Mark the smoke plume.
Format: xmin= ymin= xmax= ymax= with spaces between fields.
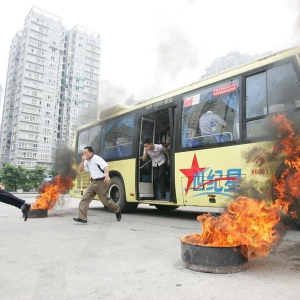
xmin=98 ymin=79 xmax=130 ymax=111
xmin=53 ymin=146 xmax=77 ymax=179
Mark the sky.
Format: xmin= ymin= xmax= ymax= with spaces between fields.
xmin=0 ymin=0 xmax=300 ymax=106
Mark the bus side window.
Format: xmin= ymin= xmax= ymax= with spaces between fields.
xmin=245 ymin=63 xmax=300 ymax=139
xmin=88 ymin=125 xmax=101 ymax=155
xmin=267 ymin=63 xmax=300 ymax=112
xmin=246 ymin=72 xmax=267 ymax=118
xmin=181 ymin=79 xmax=240 ymax=148
xmin=76 ymin=126 xmax=101 ymax=163
xmin=101 ymin=114 xmax=135 ymax=160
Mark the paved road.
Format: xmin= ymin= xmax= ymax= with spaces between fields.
xmin=0 ymin=193 xmax=299 ymax=300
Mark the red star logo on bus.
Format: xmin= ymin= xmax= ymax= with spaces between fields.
xmin=179 ymin=154 xmax=206 ymax=195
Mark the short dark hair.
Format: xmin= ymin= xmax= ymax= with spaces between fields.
xmin=143 ymin=138 xmax=153 ymax=145
xmin=166 ymin=127 xmax=170 ymax=131
xmin=84 ymin=146 xmax=94 ymax=153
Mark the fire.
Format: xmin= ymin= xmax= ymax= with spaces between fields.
xmin=182 ymin=114 xmax=300 ymax=259
xmin=271 ymin=114 xmax=300 ymax=217
xmin=181 ymin=197 xmax=281 ymax=258
xmin=31 ymin=174 xmax=73 ymax=210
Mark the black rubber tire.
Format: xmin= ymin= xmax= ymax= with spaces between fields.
xmin=109 ymin=176 xmax=138 ymax=213
xmin=154 ymin=205 xmax=179 ymax=211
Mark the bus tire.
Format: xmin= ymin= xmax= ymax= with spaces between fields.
xmin=154 ymin=205 xmax=179 ymax=211
xmin=109 ymin=176 xmax=138 ymax=213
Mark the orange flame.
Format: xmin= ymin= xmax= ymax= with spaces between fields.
xmin=181 ymin=197 xmax=281 ymax=258
xmin=182 ymin=114 xmax=300 ymax=259
xmin=31 ymin=174 xmax=73 ymax=210
xmin=271 ymin=114 xmax=300 ymax=216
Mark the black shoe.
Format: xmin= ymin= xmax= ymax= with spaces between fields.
xmin=116 ymin=210 xmax=121 ymax=221
xmin=21 ymin=203 xmax=31 ymax=222
xmin=73 ymin=217 xmax=87 ymax=223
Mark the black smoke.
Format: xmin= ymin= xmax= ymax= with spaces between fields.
xmin=53 ymin=146 xmax=77 ymax=179
xmin=37 ymin=146 xmax=76 ymax=194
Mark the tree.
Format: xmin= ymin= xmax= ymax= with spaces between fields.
xmin=49 ymin=169 xmax=59 ymax=177
xmin=24 ymin=166 xmax=47 ymax=191
xmin=1 ymin=164 xmax=22 ymax=191
xmin=16 ymin=166 xmax=28 ymax=190
xmin=0 ymin=164 xmax=48 ymax=192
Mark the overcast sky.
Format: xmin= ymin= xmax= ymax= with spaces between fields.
xmin=0 ymin=0 xmax=299 ymax=105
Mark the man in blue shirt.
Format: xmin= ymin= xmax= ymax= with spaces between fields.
xmin=199 ymin=111 xmax=227 ymax=135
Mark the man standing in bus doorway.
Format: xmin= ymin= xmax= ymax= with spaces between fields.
xmin=0 ymin=188 xmax=31 ymax=221
xmin=73 ymin=146 xmax=121 ymax=223
xmin=199 ymin=110 xmax=227 ymax=135
xmin=142 ymin=138 xmax=167 ymax=199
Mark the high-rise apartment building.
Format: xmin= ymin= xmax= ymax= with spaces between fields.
xmin=0 ymin=7 xmax=100 ymax=169
xmin=1 ymin=32 xmax=23 ymax=167
xmin=60 ymin=26 xmax=100 ymax=148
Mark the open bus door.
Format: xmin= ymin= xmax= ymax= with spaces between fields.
xmin=137 ymin=106 xmax=176 ymax=202
xmin=138 ymin=117 xmax=156 ymax=199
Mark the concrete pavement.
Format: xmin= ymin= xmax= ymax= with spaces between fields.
xmin=0 ymin=193 xmax=299 ymax=300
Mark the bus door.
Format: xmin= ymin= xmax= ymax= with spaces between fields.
xmin=138 ymin=117 xmax=156 ymax=199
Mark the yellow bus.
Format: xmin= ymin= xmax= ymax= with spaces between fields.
xmin=70 ymin=47 xmax=300 ymax=215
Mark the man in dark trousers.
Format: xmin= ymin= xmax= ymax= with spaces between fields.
xmin=0 ymin=189 xmax=31 ymax=221
xmin=73 ymin=146 xmax=121 ymax=223
xmin=142 ymin=138 xmax=167 ymax=199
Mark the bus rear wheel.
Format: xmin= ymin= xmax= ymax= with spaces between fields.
xmin=154 ymin=205 xmax=179 ymax=211
xmin=109 ymin=176 xmax=138 ymax=213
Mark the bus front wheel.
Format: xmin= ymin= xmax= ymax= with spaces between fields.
xmin=109 ymin=177 xmax=138 ymax=213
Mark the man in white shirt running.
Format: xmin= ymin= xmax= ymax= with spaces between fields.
xmin=142 ymin=138 xmax=167 ymax=199
xmin=73 ymin=146 xmax=121 ymax=223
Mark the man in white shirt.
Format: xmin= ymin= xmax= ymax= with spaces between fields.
xmin=73 ymin=146 xmax=121 ymax=223
xmin=142 ymin=138 xmax=167 ymax=199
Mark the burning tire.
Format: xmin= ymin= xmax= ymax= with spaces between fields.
xmin=109 ymin=176 xmax=138 ymax=213
xmin=28 ymin=209 xmax=48 ymax=218
xmin=181 ymin=241 xmax=248 ymax=274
